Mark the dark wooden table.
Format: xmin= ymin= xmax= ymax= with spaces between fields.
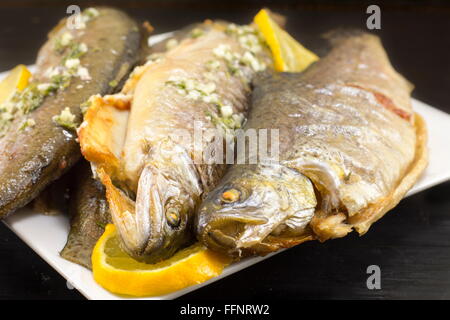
xmin=0 ymin=1 xmax=449 ymax=300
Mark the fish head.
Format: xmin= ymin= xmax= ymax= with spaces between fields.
xmin=136 ymin=163 xmax=199 ymax=261
xmin=196 ymin=164 xmax=317 ymax=257
xmin=136 ymin=141 xmax=205 ymax=262
xmin=105 ymin=141 xmax=203 ymax=263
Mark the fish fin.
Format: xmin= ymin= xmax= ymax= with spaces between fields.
xmin=310 ymin=212 xmax=352 ymax=241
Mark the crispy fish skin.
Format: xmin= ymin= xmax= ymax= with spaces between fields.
xmin=60 ymin=161 xmax=110 ymax=269
xmin=80 ymin=22 xmax=272 ymax=262
xmin=196 ymin=31 xmax=427 ymax=257
xmin=0 ymin=7 xmax=140 ymax=219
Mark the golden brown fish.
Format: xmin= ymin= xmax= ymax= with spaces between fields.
xmin=196 ymin=31 xmax=428 ymax=258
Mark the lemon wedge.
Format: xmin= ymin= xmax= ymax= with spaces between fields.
xmin=0 ymin=65 xmax=31 ymax=105
xmin=92 ymin=224 xmax=232 ymax=297
xmin=254 ymin=9 xmax=319 ymax=72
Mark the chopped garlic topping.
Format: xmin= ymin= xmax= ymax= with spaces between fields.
xmin=191 ymin=28 xmax=204 ymax=38
xmin=79 ymin=43 xmax=88 ymax=53
xmin=65 ymin=58 xmax=80 ymax=69
xmin=213 ymin=44 xmax=234 ymax=61
xmin=214 ymin=23 xmax=268 ymax=74
xmin=53 ymin=107 xmax=77 ymax=130
xmin=166 ymin=77 xmax=220 ymax=105
xmin=85 ymin=7 xmax=100 ymax=18
xmin=45 ymin=66 xmax=60 ymax=78
xmin=220 ymin=105 xmax=233 ymax=117
xmin=241 ymin=51 xmax=266 ymax=72
xmin=37 ymin=83 xmax=53 ymax=93
xmin=19 ymin=118 xmax=36 ymax=131
xmin=239 ymin=33 xmax=263 ymax=53
xmin=60 ymin=32 xmax=73 ymax=46
xmin=166 ymin=39 xmax=179 ymax=50
xmin=206 ymin=60 xmax=221 ymax=71
xmin=232 ymin=113 xmax=245 ymax=127
xmin=77 ymin=67 xmax=91 ymax=81
xmin=77 ymin=7 xmax=100 ymax=30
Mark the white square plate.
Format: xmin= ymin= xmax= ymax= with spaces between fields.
xmin=1 ymin=50 xmax=450 ymax=300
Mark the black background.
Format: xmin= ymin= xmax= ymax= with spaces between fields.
xmin=0 ymin=0 xmax=449 ymax=300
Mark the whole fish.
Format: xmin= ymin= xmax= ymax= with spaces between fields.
xmin=60 ymin=24 xmax=202 ymax=268
xmin=79 ymin=21 xmax=273 ymax=262
xmin=0 ymin=7 xmax=141 ymax=218
xmin=196 ymin=31 xmax=428 ymax=258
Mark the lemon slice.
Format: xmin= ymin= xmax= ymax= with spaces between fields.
xmin=92 ymin=224 xmax=232 ymax=297
xmin=254 ymin=9 xmax=319 ymax=72
xmin=0 ymin=65 xmax=31 ymax=105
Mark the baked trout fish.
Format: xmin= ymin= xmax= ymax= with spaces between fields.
xmin=60 ymin=26 xmax=203 ymax=269
xmin=0 ymin=7 xmax=140 ymax=218
xmin=196 ymin=31 xmax=428 ymax=257
xmin=79 ymin=21 xmax=273 ymax=262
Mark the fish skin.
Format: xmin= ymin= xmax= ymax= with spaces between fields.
xmin=31 ymin=170 xmax=71 ymax=216
xmin=60 ymin=161 xmax=111 ymax=269
xmin=0 ymin=7 xmax=141 ymax=219
xmin=196 ymin=31 xmax=417 ymax=257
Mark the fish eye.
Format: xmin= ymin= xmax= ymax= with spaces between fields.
xmin=165 ymin=207 xmax=180 ymax=227
xmin=220 ymin=188 xmax=241 ymax=203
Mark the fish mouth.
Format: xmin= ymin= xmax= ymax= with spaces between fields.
xmin=199 ymin=212 xmax=267 ymax=255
